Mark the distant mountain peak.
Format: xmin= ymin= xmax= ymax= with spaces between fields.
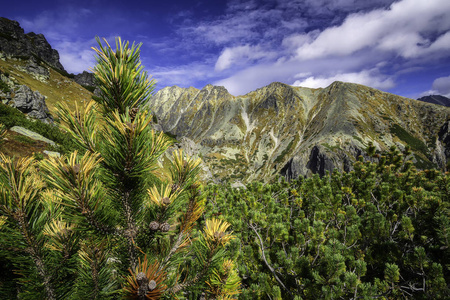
xmin=417 ymin=95 xmax=450 ymax=107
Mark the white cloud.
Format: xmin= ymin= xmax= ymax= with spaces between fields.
xmin=295 ymin=0 xmax=450 ymax=60
xmin=215 ymin=45 xmax=272 ymax=71
xmin=422 ymin=75 xmax=450 ymax=97
xmin=57 ymin=42 xmax=96 ymax=74
xmin=292 ymin=69 xmax=395 ymax=90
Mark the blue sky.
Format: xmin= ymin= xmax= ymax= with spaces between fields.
xmin=2 ymin=0 xmax=450 ymax=98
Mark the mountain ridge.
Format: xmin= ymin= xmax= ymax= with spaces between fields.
xmin=148 ymin=81 xmax=450 ymax=182
xmin=418 ymin=94 xmax=450 ymax=107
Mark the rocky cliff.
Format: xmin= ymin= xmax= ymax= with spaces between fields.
xmin=0 ymin=17 xmax=64 ymax=71
xmin=148 ymin=81 xmax=450 ymax=182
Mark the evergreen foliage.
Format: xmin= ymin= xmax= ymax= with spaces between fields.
xmin=204 ymin=145 xmax=449 ymax=299
xmin=0 ymin=37 xmax=239 ymax=299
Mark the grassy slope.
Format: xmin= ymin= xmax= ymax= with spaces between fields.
xmin=0 ymin=57 xmax=92 ymax=114
xmin=0 ymin=57 xmax=91 ymax=157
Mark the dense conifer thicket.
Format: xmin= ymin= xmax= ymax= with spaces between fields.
xmin=204 ymin=145 xmax=449 ymax=299
xmin=0 ymin=38 xmax=239 ymax=299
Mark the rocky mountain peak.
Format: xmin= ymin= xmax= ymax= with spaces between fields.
xmin=0 ymin=17 xmax=64 ymax=71
xmin=148 ymin=81 xmax=450 ymax=182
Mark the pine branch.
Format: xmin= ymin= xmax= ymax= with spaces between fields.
xmin=249 ymin=222 xmax=293 ymax=299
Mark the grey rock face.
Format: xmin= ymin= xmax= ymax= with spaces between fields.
xmin=74 ymin=71 xmax=101 ymax=95
xmin=0 ymin=17 xmax=64 ymax=71
xmin=74 ymin=71 xmax=95 ymax=87
xmin=9 ymin=85 xmax=53 ymax=123
xmin=437 ymin=121 xmax=450 ymax=168
xmin=306 ymin=145 xmax=336 ymax=177
xmin=14 ymin=56 xmax=50 ymax=82
xmin=25 ymin=56 xmax=49 ymax=79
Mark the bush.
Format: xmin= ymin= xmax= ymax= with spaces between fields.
xmin=204 ymin=146 xmax=450 ymax=299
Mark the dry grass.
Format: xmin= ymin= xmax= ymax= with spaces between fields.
xmin=0 ymin=130 xmax=52 ymax=158
xmin=0 ymin=58 xmax=92 ymax=115
xmin=0 ymin=57 xmax=93 ymax=157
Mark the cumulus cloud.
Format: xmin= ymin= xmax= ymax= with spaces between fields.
xmin=10 ymin=0 xmax=450 ymax=98
xmin=295 ymin=0 xmax=450 ymax=60
xmin=208 ymin=0 xmax=450 ymax=95
xmin=421 ymin=75 xmax=450 ymax=98
xmin=292 ymin=69 xmax=395 ymax=90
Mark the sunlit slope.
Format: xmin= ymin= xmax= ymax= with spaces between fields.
xmin=148 ymin=81 xmax=450 ymax=182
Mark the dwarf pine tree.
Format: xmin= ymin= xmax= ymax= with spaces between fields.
xmin=0 ymin=37 xmax=239 ymax=299
xmin=204 ymin=145 xmax=449 ymax=299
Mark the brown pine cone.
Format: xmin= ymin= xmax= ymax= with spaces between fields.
xmin=159 ymin=222 xmax=170 ymax=232
xmin=149 ymin=221 xmax=160 ymax=231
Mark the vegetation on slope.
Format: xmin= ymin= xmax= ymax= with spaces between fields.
xmin=204 ymin=145 xmax=449 ymax=299
xmin=0 ymin=103 xmax=79 ymax=155
xmin=0 ymin=56 xmax=91 ymax=115
xmin=0 ymin=35 xmax=449 ymax=300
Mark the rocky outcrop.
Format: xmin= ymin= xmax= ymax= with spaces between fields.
xmin=0 ymin=17 xmax=64 ymax=71
xmin=74 ymin=71 xmax=95 ymax=87
xmin=306 ymin=146 xmax=336 ymax=177
xmin=16 ymin=55 xmax=50 ymax=82
xmin=8 ymin=85 xmax=53 ymax=123
xmin=10 ymin=126 xmax=55 ymax=145
xmin=436 ymin=121 xmax=450 ymax=169
xmin=74 ymin=71 xmax=101 ymax=95
xmin=148 ymin=81 xmax=450 ymax=182
xmin=0 ymin=64 xmax=53 ymax=123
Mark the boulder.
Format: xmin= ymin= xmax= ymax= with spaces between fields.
xmin=24 ymin=56 xmax=49 ymax=81
xmin=9 ymin=85 xmax=53 ymax=123
xmin=10 ymin=126 xmax=55 ymax=145
xmin=74 ymin=71 xmax=96 ymax=87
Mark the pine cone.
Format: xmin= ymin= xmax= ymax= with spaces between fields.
xmin=148 ymin=280 xmax=157 ymax=291
xmin=149 ymin=221 xmax=160 ymax=231
xmin=161 ymin=197 xmax=171 ymax=205
xmin=129 ymin=107 xmax=139 ymax=121
xmin=136 ymin=272 xmax=148 ymax=285
xmin=159 ymin=222 xmax=170 ymax=232
xmin=72 ymin=164 xmax=81 ymax=175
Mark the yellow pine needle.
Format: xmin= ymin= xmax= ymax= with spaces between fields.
xmin=43 ymin=219 xmax=74 ymax=252
xmin=0 ymin=216 xmax=6 ymax=229
xmin=203 ymin=218 xmax=234 ymax=247
xmin=147 ymin=184 xmax=180 ymax=207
